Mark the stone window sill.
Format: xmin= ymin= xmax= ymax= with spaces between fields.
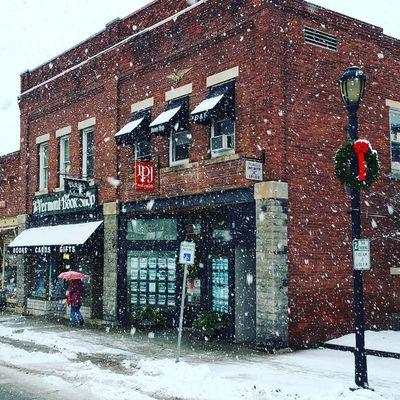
xmin=35 ymin=189 xmax=49 ymax=196
xmin=204 ymin=153 xmax=241 ymax=166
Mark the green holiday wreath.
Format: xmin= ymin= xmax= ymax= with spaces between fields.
xmin=334 ymin=142 xmax=379 ymax=191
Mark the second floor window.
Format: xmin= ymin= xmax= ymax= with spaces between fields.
xmin=390 ymin=109 xmax=400 ymax=174
xmin=170 ymin=130 xmax=190 ymax=166
xmin=135 ymin=139 xmax=151 ymax=162
xmin=211 ymin=117 xmax=235 ymax=157
xmin=39 ymin=142 xmax=48 ymax=191
xmin=59 ymin=136 xmax=70 ymax=188
xmin=82 ymin=127 xmax=94 ymax=179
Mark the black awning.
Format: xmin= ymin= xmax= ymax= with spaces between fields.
xmin=150 ymin=97 xmax=189 ymax=135
xmin=191 ymin=80 xmax=235 ymax=125
xmin=115 ymin=109 xmax=151 ymax=145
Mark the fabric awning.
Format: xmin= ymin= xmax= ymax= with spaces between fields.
xmin=8 ymin=221 xmax=103 ymax=255
xmin=191 ymin=81 xmax=235 ymax=124
xmin=150 ymin=97 xmax=189 ymax=135
xmin=115 ymin=109 xmax=151 ymax=145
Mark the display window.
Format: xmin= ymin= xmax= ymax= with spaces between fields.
xmin=30 ymin=253 xmax=90 ymax=303
xmin=127 ymin=218 xmax=178 ymax=241
xmin=127 ymin=250 xmax=177 ymax=309
xmin=2 ymin=254 xmax=17 ymax=299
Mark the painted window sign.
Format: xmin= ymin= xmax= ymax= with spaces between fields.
xmin=134 ymin=161 xmax=156 ymax=191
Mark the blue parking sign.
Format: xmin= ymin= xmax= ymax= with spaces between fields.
xmin=179 ymin=241 xmax=196 ymax=265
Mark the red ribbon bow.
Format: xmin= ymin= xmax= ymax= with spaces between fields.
xmin=353 ymin=140 xmax=369 ymax=182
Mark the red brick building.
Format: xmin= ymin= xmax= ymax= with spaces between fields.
xmin=9 ymin=0 xmax=400 ymax=347
xmin=0 ymin=151 xmax=21 ymax=306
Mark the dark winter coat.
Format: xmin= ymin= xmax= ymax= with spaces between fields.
xmin=67 ymin=280 xmax=85 ymax=308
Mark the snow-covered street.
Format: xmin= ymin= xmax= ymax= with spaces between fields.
xmin=0 ymin=314 xmax=398 ymax=400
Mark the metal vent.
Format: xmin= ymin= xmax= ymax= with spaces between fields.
xmin=304 ymin=27 xmax=338 ymax=51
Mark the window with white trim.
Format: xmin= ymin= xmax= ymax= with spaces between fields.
xmin=59 ymin=136 xmax=70 ymax=188
xmin=135 ymin=139 xmax=151 ymax=162
xmin=390 ymin=109 xmax=400 ymax=173
xmin=38 ymin=142 xmax=49 ymax=191
xmin=170 ymin=130 xmax=190 ymax=166
xmin=82 ymin=127 xmax=94 ymax=179
xmin=211 ymin=117 xmax=235 ymax=157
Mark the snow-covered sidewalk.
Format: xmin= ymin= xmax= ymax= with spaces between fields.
xmin=0 ymin=314 xmax=399 ymax=400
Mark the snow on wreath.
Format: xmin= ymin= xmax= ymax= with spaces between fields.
xmin=334 ymin=139 xmax=379 ymax=191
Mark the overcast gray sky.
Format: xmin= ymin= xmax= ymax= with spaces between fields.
xmin=0 ymin=0 xmax=398 ymax=157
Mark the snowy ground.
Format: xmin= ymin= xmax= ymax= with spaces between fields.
xmin=0 ymin=314 xmax=399 ymax=400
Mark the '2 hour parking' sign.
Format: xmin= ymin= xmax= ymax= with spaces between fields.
xmin=179 ymin=241 xmax=196 ymax=265
xmin=353 ymin=239 xmax=371 ymax=271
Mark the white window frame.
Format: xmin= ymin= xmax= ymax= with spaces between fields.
xmin=39 ymin=142 xmax=49 ymax=191
xmin=390 ymin=109 xmax=400 ymax=174
xmin=210 ymin=117 xmax=236 ymax=158
xmin=169 ymin=130 xmax=190 ymax=167
xmin=82 ymin=127 xmax=94 ymax=180
xmin=134 ymin=139 xmax=151 ymax=162
xmin=59 ymin=135 xmax=70 ymax=188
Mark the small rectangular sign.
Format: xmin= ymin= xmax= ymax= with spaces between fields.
xmin=179 ymin=241 xmax=196 ymax=265
xmin=353 ymin=239 xmax=370 ymax=271
xmin=65 ymin=178 xmax=90 ymax=199
xmin=245 ymin=160 xmax=263 ymax=181
xmin=134 ymin=161 xmax=156 ymax=191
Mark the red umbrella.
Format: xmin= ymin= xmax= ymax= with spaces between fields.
xmin=58 ymin=271 xmax=88 ymax=280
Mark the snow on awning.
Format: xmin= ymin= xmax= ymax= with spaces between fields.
xmin=150 ymin=106 xmax=181 ymax=134
xmin=150 ymin=97 xmax=189 ymax=135
xmin=191 ymin=81 xmax=235 ymax=125
xmin=8 ymin=221 xmax=103 ymax=255
xmin=191 ymin=95 xmax=224 ymax=121
xmin=115 ymin=118 xmax=144 ymax=142
xmin=115 ymin=109 xmax=151 ymax=145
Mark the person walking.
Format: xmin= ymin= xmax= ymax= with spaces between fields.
xmin=66 ymin=279 xmax=85 ymax=327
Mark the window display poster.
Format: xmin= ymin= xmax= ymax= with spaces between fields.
xmin=167 ymin=258 xmax=176 ymax=269
xmin=149 ymin=269 xmax=157 ymax=280
xmin=158 ymin=258 xmax=167 ymax=269
xmin=148 ymin=258 xmax=157 ymax=269
xmin=149 ymin=282 xmax=156 ymax=293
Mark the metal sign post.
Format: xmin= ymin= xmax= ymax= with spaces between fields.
xmin=175 ymin=241 xmax=196 ymax=363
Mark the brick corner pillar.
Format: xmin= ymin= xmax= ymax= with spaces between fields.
xmin=16 ymin=214 xmax=29 ymax=310
xmin=102 ymin=202 xmax=119 ymax=322
xmin=254 ymin=181 xmax=289 ymax=349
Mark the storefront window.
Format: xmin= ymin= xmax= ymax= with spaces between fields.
xmin=31 ymin=257 xmax=47 ymax=298
xmin=127 ymin=251 xmax=177 ymax=308
xmin=49 ymin=256 xmax=65 ymax=299
xmin=3 ymin=254 xmax=17 ymax=298
xmin=211 ymin=258 xmax=229 ymax=314
xmin=127 ymin=218 xmax=178 ymax=241
xmin=212 ymin=220 xmax=233 ymax=241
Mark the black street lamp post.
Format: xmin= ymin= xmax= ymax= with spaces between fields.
xmin=338 ymin=66 xmax=369 ymax=388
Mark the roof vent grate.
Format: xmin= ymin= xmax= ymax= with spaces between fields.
xmin=304 ymin=26 xmax=338 ymax=51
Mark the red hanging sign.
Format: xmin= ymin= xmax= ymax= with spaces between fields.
xmin=134 ymin=161 xmax=156 ymax=191
xmin=353 ymin=140 xmax=370 ymax=182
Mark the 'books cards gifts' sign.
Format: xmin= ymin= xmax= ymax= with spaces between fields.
xmin=134 ymin=161 xmax=156 ymax=191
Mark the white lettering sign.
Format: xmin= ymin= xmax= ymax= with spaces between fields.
xmin=245 ymin=160 xmax=263 ymax=181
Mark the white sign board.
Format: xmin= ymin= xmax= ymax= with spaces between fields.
xmin=179 ymin=241 xmax=196 ymax=265
xmin=353 ymin=239 xmax=370 ymax=271
xmin=245 ymin=160 xmax=263 ymax=181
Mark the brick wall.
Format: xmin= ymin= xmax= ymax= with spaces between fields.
xmin=0 ymin=151 xmax=22 ymax=219
xmin=17 ymin=0 xmax=400 ymax=347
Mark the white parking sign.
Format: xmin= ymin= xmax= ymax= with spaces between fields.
xmin=353 ymin=239 xmax=370 ymax=271
xmin=179 ymin=241 xmax=196 ymax=265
